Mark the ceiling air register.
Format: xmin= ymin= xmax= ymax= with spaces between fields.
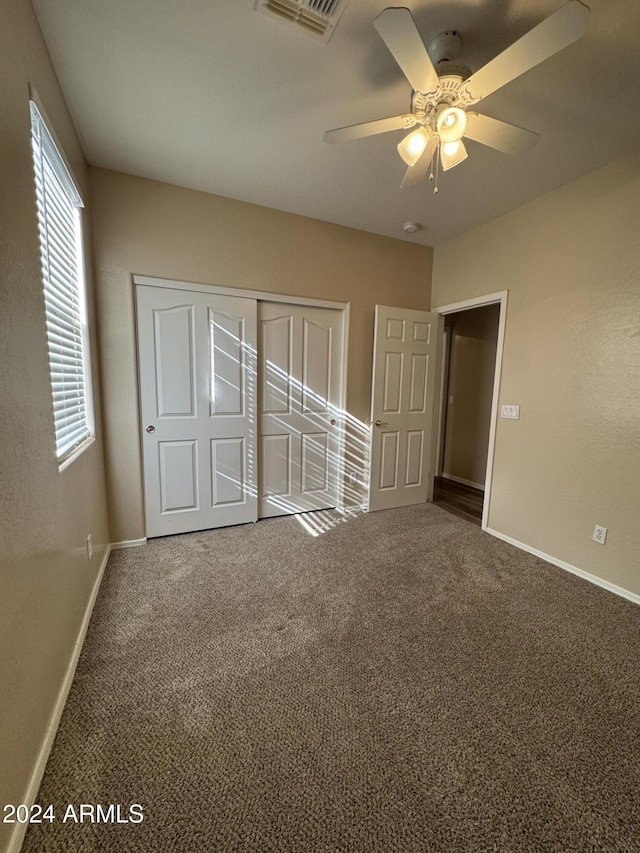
xmin=254 ymin=0 xmax=351 ymax=41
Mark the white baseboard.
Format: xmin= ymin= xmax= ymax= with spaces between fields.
xmin=7 ymin=545 xmax=111 ymax=853
xmin=485 ymin=527 xmax=640 ymax=606
xmin=441 ymin=473 xmax=485 ymax=491
xmin=111 ymin=537 xmax=147 ymax=549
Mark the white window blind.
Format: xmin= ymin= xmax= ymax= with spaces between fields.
xmin=30 ymin=101 xmax=93 ymax=462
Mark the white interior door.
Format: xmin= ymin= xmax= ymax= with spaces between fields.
xmin=259 ymin=302 xmax=343 ymax=518
xmin=137 ymin=285 xmax=257 ymax=537
xmin=368 ymin=305 xmax=441 ymax=512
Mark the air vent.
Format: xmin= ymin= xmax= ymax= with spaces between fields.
xmin=254 ymin=0 xmax=350 ymax=43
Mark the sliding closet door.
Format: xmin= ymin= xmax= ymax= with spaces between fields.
xmin=259 ymin=302 xmax=343 ymax=518
xmin=137 ymin=285 xmax=258 ymax=537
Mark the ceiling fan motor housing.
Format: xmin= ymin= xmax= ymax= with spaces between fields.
xmin=427 ymin=30 xmax=462 ymax=64
xmin=411 ymin=61 xmax=472 ymax=126
xmin=435 ymin=61 xmax=471 ymax=82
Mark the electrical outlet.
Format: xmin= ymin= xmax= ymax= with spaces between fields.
xmin=86 ymin=534 xmax=93 ymax=561
xmin=348 ymin=472 xmax=358 ymax=485
xmin=592 ymin=525 xmax=607 ymax=545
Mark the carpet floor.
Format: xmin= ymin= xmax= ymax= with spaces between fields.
xmin=23 ymin=504 xmax=640 ymax=852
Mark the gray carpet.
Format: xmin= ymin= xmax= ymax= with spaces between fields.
xmin=24 ymin=504 xmax=640 ymax=852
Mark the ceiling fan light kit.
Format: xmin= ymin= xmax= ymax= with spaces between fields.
xmin=440 ymin=139 xmax=468 ymax=171
xmin=435 ymin=106 xmax=467 ymax=144
xmin=397 ymin=127 xmax=430 ymax=166
xmin=324 ymin=1 xmax=590 ymax=191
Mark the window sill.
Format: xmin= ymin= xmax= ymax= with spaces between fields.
xmin=58 ymin=436 xmax=95 ymax=473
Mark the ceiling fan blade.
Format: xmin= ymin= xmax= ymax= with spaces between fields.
xmin=462 ymin=0 xmax=590 ymax=102
xmin=324 ymin=114 xmax=417 ymax=144
xmin=464 ymin=113 xmax=539 ymax=155
xmin=374 ymin=7 xmax=439 ymax=95
xmin=401 ymin=134 xmax=439 ymax=188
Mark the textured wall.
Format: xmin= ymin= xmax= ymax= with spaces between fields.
xmin=0 ymin=1 xmax=110 ymax=847
xmin=442 ymin=305 xmax=499 ymax=487
xmin=89 ymin=168 xmax=433 ymax=543
xmin=432 ymin=150 xmax=640 ymax=596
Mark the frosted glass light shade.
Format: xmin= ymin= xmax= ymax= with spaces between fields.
xmin=397 ymin=128 xmax=431 ymax=166
xmin=440 ymin=140 xmax=468 ymax=171
xmin=436 ymin=107 xmax=467 ymax=144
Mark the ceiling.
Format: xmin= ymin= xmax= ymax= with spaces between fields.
xmin=33 ymin=0 xmax=640 ymax=245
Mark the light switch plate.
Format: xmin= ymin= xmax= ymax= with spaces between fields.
xmin=500 ymin=404 xmax=520 ymax=420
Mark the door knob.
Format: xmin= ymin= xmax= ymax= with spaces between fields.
xmin=374 ymin=419 xmax=388 ymax=427
xmin=146 ymin=425 xmax=155 ymax=433
xmin=330 ymin=418 xmax=337 ymax=426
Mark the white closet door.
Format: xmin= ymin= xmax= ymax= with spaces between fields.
xmin=259 ymin=302 xmax=343 ymax=518
xmin=137 ymin=285 xmax=257 ymax=537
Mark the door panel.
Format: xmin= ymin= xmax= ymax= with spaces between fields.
xmin=405 ymin=430 xmax=424 ymax=486
xmin=383 ymin=352 xmax=403 ymax=412
xmin=259 ymin=302 xmax=342 ymax=518
xmin=379 ymin=432 xmax=399 ymax=490
xmin=301 ymin=432 xmax=328 ymax=493
xmin=409 ymin=355 xmax=428 ymax=412
xmin=154 ymin=305 xmax=196 ymax=417
xmin=137 ymin=285 xmax=257 ymax=537
xmin=413 ymin=321 xmax=430 ymax=343
xmin=386 ymin=318 xmax=404 ymax=340
xmin=210 ymin=310 xmax=245 ymax=416
xmin=262 ymin=434 xmax=291 ymax=497
xmin=369 ymin=305 xmax=441 ymax=512
xmin=261 ymin=316 xmax=292 ymax=414
xmin=159 ymin=441 xmax=198 ymax=512
xmin=211 ymin=437 xmax=245 ymax=506
xmin=302 ymin=320 xmax=331 ymax=412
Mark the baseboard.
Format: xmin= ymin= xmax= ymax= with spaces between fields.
xmin=7 ymin=545 xmax=111 ymax=853
xmin=485 ymin=527 xmax=640 ymax=606
xmin=111 ymin=537 xmax=147 ymax=549
xmin=441 ymin=473 xmax=485 ymax=491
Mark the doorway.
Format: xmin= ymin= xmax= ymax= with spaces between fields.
xmin=432 ymin=292 xmax=507 ymax=529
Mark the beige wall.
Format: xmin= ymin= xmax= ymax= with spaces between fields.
xmin=0 ymin=1 xmax=110 ymax=846
xmin=432 ymin=149 xmax=640 ymax=597
xmin=442 ymin=305 xmax=499 ymax=487
xmin=89 ymin=167 xmax=433 ymax=543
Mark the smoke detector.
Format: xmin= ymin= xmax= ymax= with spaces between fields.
xmin=403 ymin=222 xmax=422 ymax=234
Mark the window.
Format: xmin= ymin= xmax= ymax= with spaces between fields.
xmin=30 ymin=100 xmax=93 ymax=464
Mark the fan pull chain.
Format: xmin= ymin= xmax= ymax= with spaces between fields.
xmin=428 ymin=144 xmax=436 ymax=190
xmin=433 ymin=142 xmax=440 ymax=195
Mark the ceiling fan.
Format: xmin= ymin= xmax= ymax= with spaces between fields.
xmin=324 ymin=2 xmax=590 ymax=188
